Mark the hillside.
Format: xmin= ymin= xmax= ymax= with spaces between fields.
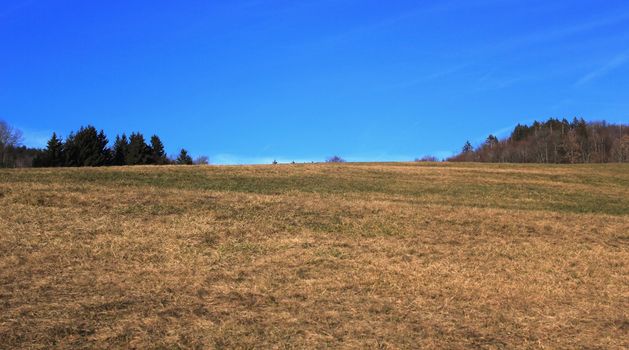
xmin=1 ymin=163 xmax=628 ymax=348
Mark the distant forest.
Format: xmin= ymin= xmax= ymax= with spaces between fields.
xmin=0 ymin=121 xmax=204 ymax=168
xmin=448 ymin=118 xmax=629 ymax=163
xmin=2 ymin=118 xmax=628 ymax=168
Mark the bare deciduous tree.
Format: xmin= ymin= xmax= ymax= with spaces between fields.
xmin=0 ymin=120 xmax=24 ymax=167
xmin=448 ymin=118 xmax=628 ymax=163
xmin=0 ymin=120 xmax=23 ymax=147
xmin=326 ymin=155 xmax=346 ymax=163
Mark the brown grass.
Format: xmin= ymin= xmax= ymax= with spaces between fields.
xmin=1 ymin=162 xmax=628 ymax=349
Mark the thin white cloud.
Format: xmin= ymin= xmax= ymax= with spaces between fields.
xmin=470 ymin=118 xmax=539 ymax=144
xmin=18 ymin=127 xmax=52 ymax=148
xmin=574 ymin=53 xmax=629 ymax=87
xmin=465 ymin=11 xmax=629 ymax=58
xmin=380 ymin=63 xmax=472 ymax=91
xmin=304 ymin=0 xmax=527 ymax=48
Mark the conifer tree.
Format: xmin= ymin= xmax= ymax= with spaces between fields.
xmin=462 ymin=141 xmax=473 ymax=153
xmin=112 ymin=134 xmax=129 ymax=165
xmin=45 ymin=132 xmax=64 ymax=166
xmin=176 ymin=149 xmax=193 ymax=165
xmin=63 ymin=131 xmax=79 ymax=166
xmin=62 ymin=126 xmax=110 ymax=166
xmin=150 ymin=135 xmax=167 ymax=164
xmin=126 ymin=132 xmax=150 ymax=165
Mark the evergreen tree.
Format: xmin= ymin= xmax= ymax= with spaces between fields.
xmin=94 ymin=130 xmax=111 ymax=166
xmin=45 ymin=132 xmax=64 ymax=166
xmin=112 ymin=134 xmax=129 ymax=165
xmin=462 ymin=141 xmax=473 ymax=153
xmin=62 ymin=126 xmax=110 ymax=166
xmin=126 ymin=132 xmax=151 ymax=165
xmin=485 ymin=135 xmax=499 ymax=148
xmin=176 ymin=149 xmax=193 ymax=165
xmin=150 ymin=135 xmax=167 ymax=164
xmin=63 ymin=131 xmax=79 ymax=166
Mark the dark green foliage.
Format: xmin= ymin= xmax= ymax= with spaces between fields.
xmin=2 ymin=120 xmax=184 ymax=168
xmin=2 ymin=145 xmax=41 ymax=167
xmin=26 ymin=126 xmax=177 ymax=167
xmin=62 ymin=126 xmax=111 ymax=167
xmin=112 ymin=134 xmax=129 ymax=166
xmin=150 ymin=135 xmax=168 ymax=165
xmin=176 ymin=149 xmax=193 ymax=165
xmin=34 ymin=132 xmax=64 ymax=167
xmin=126 ymin=132 xmax=151 ymax=165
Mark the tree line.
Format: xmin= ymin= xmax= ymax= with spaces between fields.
xmin=3 ymin=118 xmax=629 ymax=168
xmin=448 ymin=118 xmax=629 ymax=163
xmin=0 ymin=121 xmax=204 ymax=168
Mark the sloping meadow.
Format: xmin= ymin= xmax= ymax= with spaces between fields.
xmin=1 ymin=163 xmax=628 ymax=348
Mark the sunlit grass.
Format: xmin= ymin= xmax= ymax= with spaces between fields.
xmin=1 ymin=162 xmax=627 ymax=348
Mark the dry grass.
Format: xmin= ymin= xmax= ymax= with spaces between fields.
xmin=1 ymin=162 xmax=628 ymax=349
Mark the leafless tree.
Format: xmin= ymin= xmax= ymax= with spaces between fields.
xmin=448 ymin=118 xmax=628 ymax=163
xmin=194 ymin=156 xmax=209 ymax=165
xmin=0 ymin=120 xmax=22 ymax=147
xmin=0 ymin=120 xmax=24 ymax=167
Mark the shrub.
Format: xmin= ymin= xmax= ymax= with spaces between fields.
xmin=326 ymin=155 xmax=346 ymax=163
xmin=415 ymin=155 xmax=438 ymax=162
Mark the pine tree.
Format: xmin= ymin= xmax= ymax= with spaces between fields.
xmin=45 ymin=132 xmax=64 ymax=166
xmin=150 ymin=135 xmax=167 ymax=165
xmin=126 ymin=132 xmax=151 ymax=165
xmin=485 ymin=135 xmax=498 ymax=148
xmin=176 ymin=149 xmax=193 ymax=165
xmin=62 ymin=126 xmax=110 ymax=166
xmin=112 ymin=134 xmax=129 ymax=165
xmin=63 ymin=131 xmax=78 ymax=166
xmin=94 ymin=130 xmax=112 ymax=166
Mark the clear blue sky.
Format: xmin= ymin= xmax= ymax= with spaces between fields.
xmin=2 ymin=0 xmax=629 ymax=163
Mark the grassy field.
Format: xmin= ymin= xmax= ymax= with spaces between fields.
xmin=1 ymin=162 xmax=628 ymax=349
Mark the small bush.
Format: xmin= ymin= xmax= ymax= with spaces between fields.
xmin=415 ymin=155 xmax=439 ymax=162
xmin=326 ymin=156 xmax=346 ymax=163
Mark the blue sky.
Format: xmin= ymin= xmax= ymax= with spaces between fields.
xmin=2 ymin=0 xmax=629 ymax=163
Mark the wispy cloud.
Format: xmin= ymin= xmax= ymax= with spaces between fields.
xmin=309 ymin=0 xmax=525 ymax=47
xmin=380 ymin=63 xmax=472 ymax=91
xmin=17 ymin=126 xmax=52 ymax=148
xmin=473 ymin=70 xmax=528 ymax=92
xmin=470 ymin=119 xmax=539 ymax=144
xmin=574 ymin=53 xmax=629 ymax=87
xmin=466 ymin=10 xmax=629 ymax=58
